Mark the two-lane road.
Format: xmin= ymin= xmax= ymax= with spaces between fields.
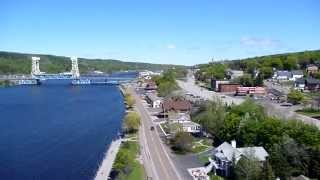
xmin=128 ymin=87 xmax=182 ymax=180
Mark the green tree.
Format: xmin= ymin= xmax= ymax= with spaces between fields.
xmin=171 ymin=131 xmax=194 ymax=153
xmin=123 ymin=112 xmax=141 ymax=133
xmin=287 ymin=89 xmax=304 ymax=104
xmin=113 ymin=148 xmax=134 ymax=174
xmin=261 ymin=160 xmax=275 ymax=180
xmin=238 ymin=74 xmax=254 ymax=86
xmin=260 ymin=66 xmax=273 ymax=79
xmin=193 ymin=100 xmax=226 ymax=138
xmin=235 ymin=152 xmax=263 ymax=180
xmin=124 ymin=93 xmax=135 ymax=108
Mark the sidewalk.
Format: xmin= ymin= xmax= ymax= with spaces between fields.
xmin=94 ymin=138 xmax=122 ymax=180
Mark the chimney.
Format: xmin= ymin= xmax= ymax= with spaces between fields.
xmin=231 ymin=140 xmax=237 ymax=148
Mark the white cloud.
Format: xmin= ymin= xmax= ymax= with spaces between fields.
xmin=167 ymin=44 xmax=176 ymax=49
xmin=240 ymin=36 xmax=281 ymax=48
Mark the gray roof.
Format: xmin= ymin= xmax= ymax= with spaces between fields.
xmin=214 ymin=142 xmax=242 ymax=162
xmin=146 ymin=93 xmax=162 ymax=102
xmin=292 ymin=70 xmax=304 ymax=76
xmin=277 ymin=70 xmax=292 ymax=77
xmin=306 ymin=77 xmax=320 ymax=84
xmin=213 ymin=142 xmax=269 ymax=162
xmin=237 ymin=147 xmax=269 ymax=161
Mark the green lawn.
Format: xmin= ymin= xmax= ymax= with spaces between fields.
xmin=113 ymin=136 xmax=145 ymax=180
xmin=198 ymin=154 xmax=211 ymax=164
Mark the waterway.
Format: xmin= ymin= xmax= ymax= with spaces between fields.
xmin=0 ymin=79 xmax=126 ymax=180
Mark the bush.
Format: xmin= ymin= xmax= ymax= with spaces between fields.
xmin=287 ymin=90 xmax=304 ymax=104
xmin=171 ymin=132 xmax=194 ymax=153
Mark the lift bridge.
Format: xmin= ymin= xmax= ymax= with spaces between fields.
xmin=6 ymin=57 xmax=135 ymax=85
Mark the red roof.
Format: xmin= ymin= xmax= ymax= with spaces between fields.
xmin=162 ymin=98 xmax=192 ymax=112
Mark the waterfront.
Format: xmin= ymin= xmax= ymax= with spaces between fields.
xmin=0 ymin=80 xmax=125 ymax=180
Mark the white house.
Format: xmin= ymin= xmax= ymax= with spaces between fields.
xmin=145 ymin=93 xmax=162 ymax=108
xmin=290 ymin=70 xmax=304 ymax=81
xmin=168 ymin=112 xmax=201 ymax=133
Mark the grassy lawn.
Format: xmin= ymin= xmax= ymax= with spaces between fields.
xmin=113 ymin=136 xmax=145 ymax=180
xmin=296 ymin=108 xmax=320 ymax=117
xmin=192 ymin=138 xmax=213 ymax=153
xmin=198 ymin=154 xmax=211 ymax=164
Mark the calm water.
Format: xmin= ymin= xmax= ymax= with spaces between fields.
xmin=0 ymin=80 xmax=125 ymax=180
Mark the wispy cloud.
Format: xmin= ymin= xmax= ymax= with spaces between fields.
xmin=167 ymin=44 xmax=176 ymax=49
xmin=240 ymin=36 xmax=282 ymax=48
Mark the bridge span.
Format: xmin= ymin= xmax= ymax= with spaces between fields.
xmin=1 ymin=56 xmax=136 ymax=85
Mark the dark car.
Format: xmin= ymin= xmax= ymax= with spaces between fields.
xmin=150 ymin=126 xmax=155 ymax=131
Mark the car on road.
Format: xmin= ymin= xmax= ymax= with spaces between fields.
xmin=281 ymin=102 xmax=293 ymax=107
xmin=150 ymin=126 xmax=155 ymax=131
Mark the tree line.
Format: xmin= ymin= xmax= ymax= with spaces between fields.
xmin=0 ymin=51 xmax=186 ymax=74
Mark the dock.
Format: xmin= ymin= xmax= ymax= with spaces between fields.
xmin=94 ymin=138 xmax=122 ymax=180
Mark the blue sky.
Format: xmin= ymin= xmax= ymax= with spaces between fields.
xmin=1 ymin=0 xmax=319 ymax=65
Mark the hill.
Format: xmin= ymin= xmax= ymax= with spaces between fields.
xmin=0 ymin=51 xmax=186 ymax=74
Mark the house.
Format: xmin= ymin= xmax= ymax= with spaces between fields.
xmin=167 ymin=112 xmax=201 ymax=133
xmin=294 ymin=78 xmax=306 ymax=91
xmin=145 ymin=93 xmax=162 ymax=108
xmin=305 ymin=78 xmax=320 ymax=91
xmin=211 ymin=141 xmax=269 ymax=177
xmin=273 ymin=70 xmax=292 ymax=81
xmin=291 ymin=70 xmax=304 ymax=81
xmin=180 ymin=121 xmax=201 ymax=133
xmin=226 ymin=69 xmax=244 ymax=80
xmin=161 ymin=98 xmax=192 ymax=113
xmin=306 ymin=64 xmax=318 ymax=75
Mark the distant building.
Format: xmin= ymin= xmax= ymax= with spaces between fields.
xmin=211 ymin=79 xmax=230 ymax=91
xmin=291 ymin=70 xmax=304 ymax=81
xmin=211 ymin=141 xmax=269 ymax=177
xmin=235 ymin=87 xmax=266 ymax=96
xmin=273 ymin=70 xmax=304 ymax=81
xmin=273 ymin=70 xmax=292 ymax=81
xmin=226 ymin=69 xmax=244 ymax=80
xmin=306 ymin=64 xmax=318 ymax=75
xmin=295 ymin=78 xmax=320 ymax=91
xmin=161 ymin=98 xmax=192 ymax=113
xmin=167 ymin=112 xmax=201 ymax=133
xmin=218 ymin=83 xmax=240 ymax=93
xmin=145 ymin=93 xmax=162 ymax=108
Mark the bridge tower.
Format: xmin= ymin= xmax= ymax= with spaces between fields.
xmin=31 ymin=56 xmax=41 ymax=77
xmin=71 ymin=57 xmax=80 ymax=79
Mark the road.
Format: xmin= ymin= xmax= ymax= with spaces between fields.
xmin=127 ymin=87 xmax=182 ymax=180
xmin=178 ymin=76 xmax=320 ymax=129
xmin=177 ymin=75 xmax=244 ymax=106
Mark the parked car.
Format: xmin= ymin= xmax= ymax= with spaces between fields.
xmin=281 ymin=103 xmax=293 ymax=107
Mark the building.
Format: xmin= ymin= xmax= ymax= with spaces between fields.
xmin=294 ymin=78 xmax=306 ymax=91
xmin=218 ymin=83 xmax=240 ymax=93
xmin=181 ymin=121 xmax=201 ymax=133
xmin=226 ymin=69 xmax=244 ymax=80
xmin=235 ymin=87 xmax=266 ymax=96
xmin=211 ymin=141 xmax=269 ymax=177
xmin=273 ymin=70 xmax=292 ymax=81
xmin=162 ymin=98 xmax=192 ymax=113
xmin=291 ymin=70 xmax=304 ymax=81
xmin=145 ymin=93 xmax=162 ymax=108
xmin=305 ymin=78 xmax=320 ymax=91
xmin=167 ymin=112 xmax=201 ymax=133
xmin=211 ymin=79 xmax=230 ymax=91
xmin=306 ymin=64 xmax=318 ymax=75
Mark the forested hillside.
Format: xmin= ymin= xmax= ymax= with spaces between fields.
xmin=0 ymin=51 xmax=185 ymax=74
xmin=196 ymin=50 xmax=320 ymax=83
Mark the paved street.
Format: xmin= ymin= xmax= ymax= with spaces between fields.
xmin=128 ymin=87 xmax=183 ymax=180
xmin=177 ymin=76 xmax=244 ymax=106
